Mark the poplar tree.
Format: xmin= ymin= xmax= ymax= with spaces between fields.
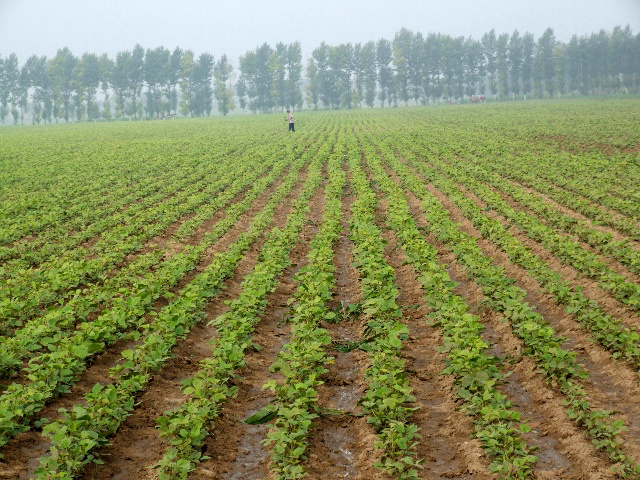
xmin=49 ymin=47 xmax=76 ymax=122
xmin=214 ymin=54 xmax=234 ymax=116
xmin=286 ymin=42 xmax=303 ymax=110
xmin=538 ymin=28 xmax=557 ymax=97
xmin=376 ymin=38 xmax=393 ymax=107
xmin=99 ymin=53 xmax=114 ymax=120
xmin=360 ymin=41 xmax=377 ymax=108
xmin=508 ymin=30 xmax=524 ymax=98
xmin=112 ymin=50 xmax=131 ymax=119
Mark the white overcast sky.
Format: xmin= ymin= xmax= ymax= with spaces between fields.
xmin=1 ymin=0 xmax=639 ymax=64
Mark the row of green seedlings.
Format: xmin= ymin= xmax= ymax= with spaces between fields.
xmin=1 ymin=127 xmax=288 ymax=278
xmin=514 ymin=124 xmax=640 ymax=198
xmin=2 ymin=126 xmax=321 ymax=341
xmin=0 ymin=133 xmax=274 ymax=270
xmin=0 ymin=144 xmax=301 ymax=378
xmin=0 ymin=134 xmax=180 ymax=232
xmin=262 ymin=141 xmax=346 ymax=479
xmin=0 ymin=132 xmax=250 ymax=263
xmin=460 ymin=131 xmax=640 ymax=239
xmin=401 ymin=121 xmax=639 ymax=241
xmin=503 ymin=128 xmax=636 ymax=199
xmin=0 ymin=162 xmax=241 ymax=327
xmin=1 ymin=160 xmax=211 ymax=289
xmin=446 ymin=133 xmax=640 ymax=240
xmin=444 ymin=155 xmax=640 ymax=276
xmin=0 ymin=162 xmax=186 ymax=266
xmin=508 ymin=144 xmax=640 ymax=219
xmin=0 ymin=152 xmax=274 ymax=333
xmin=403 ymin=147 xmax=640 ymax=369
xmin=0 ymin=122 xmax=316 ymax=284
xmin=0 ymin=144 xmax=228 ymax=266
xmin=0 ymin=128 xmax=318 ymax=352
xmin=0 ymin=127 xmax=273 ymax=244
xmin=357 ymin=136 xmax=537 ymax=478
xmin=382 ymin=141 xmax=640 ymax=477
xmin=460 ymin=125 xmax=639 ymax=219
xmin=0 ymin=151 xmax=178 ymax=246
xmin=134 ymin=141 xmax=328 ymax=480
xmin=31 ymin=137 xmax=331 ymax=479
xmin=0 ymin=137 xmax=296 ymax=330
xmin=346 ymin=139 xmax=421 ymax=479
xmin=174 ymin=137 xmax=308 ymax=239
xmin=415 ymin=144 xmax=640 ymax=314
xmin=0 ymin=143 xmax=314 ymax=455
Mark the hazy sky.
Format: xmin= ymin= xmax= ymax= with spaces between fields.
xmin=1 ymin=0 xmax=639 ymax=63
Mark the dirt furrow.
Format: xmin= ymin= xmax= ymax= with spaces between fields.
xmin=355 ymin=151 xmax=495 ymax=479
xmin=419 ymin=178 xmax=639 ymax=476
xmin=376 ymin=204 xmax=496 ymax=478
xmin=0 ymin=162 xmax=306 ymax=480
xmin=489 ymin=166 xmax=640 ymax=237
xmin=437 ymin=183 xmax=640 ymax=464
xmin=476 ymin=180 xmax=640 ymax=285
xmin=381 ymin=156 xmax=616 ymax=478
xmin=419 ymin=161 xmax=640 ymax=333
xmin=503 ymin=177 xmax=640 ymax=252
xmin=192 ymin=172 xmax=327 ymax=480
xmin=84 ymin=164 xmax=320 ymax=480
xmin=451 ymin=179 xmax=640 ymax=334
xmin=305 ymin=168 xmax=380 ymax=480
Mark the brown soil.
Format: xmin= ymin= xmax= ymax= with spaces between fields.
xmin=381 ymin=150 xmax=620 ymax=478
xmin=0 ymin=159 xmax=310 ymax=480
xmin=352 ymin=145 xmax=495 ymax=479
xmin=192 ymin=164 xmax=326 ymax=480
xmin=377 ymin=211 xmax=495 ymax=478
xmin=441 ymin=183 xmax=640 ymax=464
xmin=474 ymin=181 xmax=640 ymax=285
xmin=457 ymin=180 xmax=640 ymax=333
xmin=500 ymin=177 xmax=640 ymax=252
xmin=305 ymin=165 xmax=382 ymax=480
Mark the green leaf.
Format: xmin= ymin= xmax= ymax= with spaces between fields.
xmin=245 ymin=406 xmax=278 ymax=425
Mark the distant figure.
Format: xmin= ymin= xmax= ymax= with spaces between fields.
xmin=286 ymin=110 xmax=295 ymax=132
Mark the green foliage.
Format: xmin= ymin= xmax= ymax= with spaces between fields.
xmin=2 ymin=100 xmax=640 ymax=479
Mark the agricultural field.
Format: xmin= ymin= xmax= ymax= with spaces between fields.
xmin=1 ymin=97 xmax=640 ymax=480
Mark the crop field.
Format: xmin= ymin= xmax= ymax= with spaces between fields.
xmin=2 ymin=98 xmax=640 ymax=480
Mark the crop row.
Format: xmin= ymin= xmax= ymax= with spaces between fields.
xmin=153 ymin=135 xmax=332 ymax=480
xmin=415 ymin=146 xmax=640 ymax=314
xmin=446 ymin=135 xmax=640 ymax=241
xmin=346 ymin=137 xmax=420 ymax=479
xmin=0 ymin=138 xmax=306 ymax=379
xmin=30 ymin=133 xmax=333 ymax=479
xmin=0 ymin=136 xmax=318 ymax=454
xmin=262 ymin=138 xmax=346 ymax=479
xmin=443 ymin=109 xmax=640 ymax=206
xmin=0 ymin=128 xmax=275 ymax=243
xmin=0 ymin=135 xmax=266 ymax=270
xmin=356 ymin=135 xmax=537 ymax=478
xmin=377 ymin=135 xmax=640 ymax=476
xmin=400 ymin=148 xmax=640 ymax=369
xmin=0 ymin=141 xmax=287 ymax=330
xmin=445 ymin=157 xmax=640 ymax=275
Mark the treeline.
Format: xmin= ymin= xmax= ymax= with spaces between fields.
xmin=0 ymin=45 xmax=238 ymax=124
xmin=305 ymin=25 xmax=640 ymax=109
xmin=1 ymin=25 xmax=638 ymax=124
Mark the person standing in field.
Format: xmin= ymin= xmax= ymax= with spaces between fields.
xmin=286 ymin=109 xmax=295 ymax=132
